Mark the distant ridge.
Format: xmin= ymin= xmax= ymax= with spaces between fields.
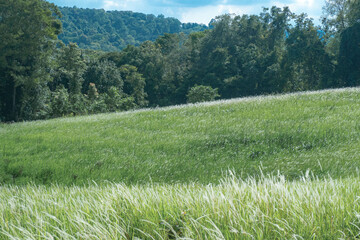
xmin=58 ymin=6 xmax=209 ymax=51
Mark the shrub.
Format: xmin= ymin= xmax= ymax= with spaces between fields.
xmin=105 ymin=87 xmax=136 ymax=112
xmin=50 ymin=85 xmax=70 ymax=117
xmin=87 ymin=83 xmax=99 ymax=101
xmin=187 ymin=85 xmax=220 ymax=103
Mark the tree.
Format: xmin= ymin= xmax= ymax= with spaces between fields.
xmin=155 ymin=33 xmax=188 ymax=106
xmin=337 ymin=23 xmax=360 ymax=86
xmin=195 ymin=14 xmax=233 ymax=91
xmin=322 ymin=0 xmax=360 ymax=33
xmin=57 ymin=7 xmax=208 ymax=51
xmin=20 ymin=82 xmax=52 ymax=120
xmin=104 ymin=87 xmax=136 ymax=112
xmin=50 ymin=43 xmax=87 ymax=115
xmin=87 ymin=83 xmax=99 ymax=101
xmin=322 ymin=0 xmax=351 ymax=34
xmin=83 ymin=59 xmax=123 ymax=94
xmin=347 ymin=0 xmax=360 ymax=26
xmin=321 ymin=0 xmax=360 ymax=56
xmin=187 ymin=85 xmax=220 ymax=103
xmin=50 ymin=85 xmax=69 ymax=117
xmin=0 ymin=0 xmax=61 ymax=121
xmin=120 ymin=65 xmax=148 ymax=107
xmin=282 ymin=14 xmax=333 ymax=91
xmin=52 ymin=43 xmax=86 ymax=94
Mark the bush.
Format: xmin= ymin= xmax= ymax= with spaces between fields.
xmin=87 ymin=83 xmax=99 ymax=101
xmin=105 ymin=87 xmax=136 ymax=112
xmin=51 ymin=85 xmax=70 ymax=117
xmin=69 ymin=93 xmax=87 ymax=116
xmin=87 ymin=95 xmax=108 ymax=114
xmin=187 ymin=85 xmax=220 ymax=103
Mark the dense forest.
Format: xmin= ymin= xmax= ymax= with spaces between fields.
xmin=0 ymin=0 xmax=359 ymax=122
xmin=58 ymin=7 xmax=209 ymax=51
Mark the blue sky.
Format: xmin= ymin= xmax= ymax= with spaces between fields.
xmin=48 ymin=0 xmax=324 ymax=24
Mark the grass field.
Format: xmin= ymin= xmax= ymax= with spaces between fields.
xmin=1 ymin=175 xmax=360 ymax=239
xmin=1 ymin=88 xmax=360 ymax=239
xmin=1 ymin=88 xmax=360 ymax=185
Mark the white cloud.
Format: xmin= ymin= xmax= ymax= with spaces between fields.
xmin=177 ymin=0 xmax=323 ymax=24
xmin=179 ymin=4 xmax=263 ymax=24
xmin=103 ymin=1 xmax=120 ymax=9
xmin=271 ymin=0 xmax=323 ymax=22
xmin=294 ymin=0 xmax=315 ymax=7
xmin=100 ymin=0 xmax=324 ymax=25
xmin=103 ymin=0 xmax=145 ymax=10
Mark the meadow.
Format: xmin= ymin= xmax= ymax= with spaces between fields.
xmin=1 ymin=175 xmax=360 ymax=239
xmin=1 ymin=88 xmax=360 ymax=185
xmin=1 ymin=88 xmax=360 ymax=239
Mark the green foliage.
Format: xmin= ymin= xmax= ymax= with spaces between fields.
xmin=52 ymin=43 xmax=87 ymax=94
xmin=69 ymin=93 xmax=87 ymax=116
xmin=322 ymin=0 xmax=360 ymax=34
xmin=322 ymin=0 xmax=352 ymax=33
xmin=58 ymin=7 xmax=208 ymax=51
xmin=87 ymin=83 xmax=99 ymax=101
xmin=83 ymin=59 xmax=123 ymax=94
xmin=187 ymin=85 xmax=220 ymax=103
xmin=87 ymin=94 xmax=108 ymax=114
xmin=120 ymin=65 xmax=148 ymax=107
xmin=0 ymin=2 xmax=357 ymax=122
xmin=50 ymin=85 xmax=69 ymax=117
xmin=338 ymin=23 xmax=360 ymax=86
xmin=282 ymin=14 xmax=333 ymax=91
xmin=0 ymin=0 xmax=61 ymax=121
xmin=20 ymin=82 xmax=52 ymax=121
xmin=321 ymin=0 xmax=360 ymax=58
xmin=105 ymin=86 xmax=136 ymax=112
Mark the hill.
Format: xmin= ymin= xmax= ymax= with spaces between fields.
xmin=58 ymin=7 xmax=209 ymax=51
xmin=1 ymin=88 xmax=360 ymax=185
xmin=1 ymin=88 xmax=360 ymax=239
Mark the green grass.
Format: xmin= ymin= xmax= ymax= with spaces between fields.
xmin=1 ymin=88 xmax=360 ymax=185
xmin=1 ymin=88 xmax=360 ymax=239
xmin=1 ymin=175 xmax=360 ymax=239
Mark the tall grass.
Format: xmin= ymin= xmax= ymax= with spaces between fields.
xmin=1 ymin=174 xmax=360 ymax=239
xmin=1 ymin=88 xmax=360 ymax=239
xmin=1 ymin=88 xmax=360 ymax=184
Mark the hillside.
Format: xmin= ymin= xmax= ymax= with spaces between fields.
xmin=2 ymin=88 xmax=360 ymax=239
xmin=58 ymin=7 xmax=209 ymax=51
xmin=1 ymin=88 xmax=360 ymax=185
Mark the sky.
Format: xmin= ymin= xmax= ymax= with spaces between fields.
xmin=48 ymin=0 xmax=324 ymax=24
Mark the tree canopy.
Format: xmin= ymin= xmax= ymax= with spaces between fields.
xmin=58 ymin=7 xmax=209 ymax=51
xmin=0 ymin=1 xmax=359 ymax=122
xmin=0 ymin=0 xmax=61 ymax=121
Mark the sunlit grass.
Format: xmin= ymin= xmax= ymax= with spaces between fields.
xmin=1 ymin=88 xmax=360 ymax=239
xmin=1 ymin=88 xmax=360 ymax=185
xmin=1 ymin=174 xmax=360 ymax=239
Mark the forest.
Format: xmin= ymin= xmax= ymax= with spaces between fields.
xmin=0 ymin=0 xmax=359 ymax=122
xmin=58 ymin=6 xmax=209 ymax=51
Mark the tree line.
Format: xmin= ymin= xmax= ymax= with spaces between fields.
xmin=0 ymin=0 xmax=359 ymax=122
